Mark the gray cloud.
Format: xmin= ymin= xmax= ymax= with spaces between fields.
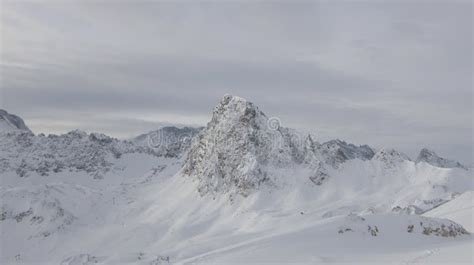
xmin=0 ymin=1 xmax=472 ymax=164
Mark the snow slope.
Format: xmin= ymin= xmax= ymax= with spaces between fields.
xmin=1 ymin=96 xmax=473 ymax=264
xmin=0 ymin=109 xmax=31 ymax=133
xmin=424 ymin=191 xmax=474 ymax=232
xmin=2 ymin=162 xmax=471 ymax=264
xmin=180 ymin=214 xmax=470 ymax=265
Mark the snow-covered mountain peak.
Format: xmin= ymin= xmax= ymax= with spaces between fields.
xmin=373 ymin=148 xmax=411 ymax=168
xmin=65 ymin=129 xmax=88 ymax=138
xmin=133 ymin=126 xmax=202 ymax=158
xmin=317 ymin=139 xmax=375 ymax=168
xmin=210 ymin=94 xmax=268 ymax=129
xmin=416 ymin=148 xmax=467 ymax=170
xmin=0 ymin=109 xmax=31 ymax=133
xmin=216 ymin=94 xmax=251 ymax=109
xmin=183 ymin=95 xmax=313 ymax=196
xmin=374 ymin=148 xmax=411 ymax=160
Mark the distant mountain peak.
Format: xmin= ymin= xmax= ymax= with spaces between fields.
xmin=132 ymin=126 xmax=202 ymax=158
xmin=318 ymin=139 xmax=375 ymax=168
xmin=416 ymin=148 xmax=467 ymax=170
xmin=373 ymin=148 xmax=411 ymax=168
xmin=374 ymin=148 xmax=411 ymax=159
xmin=0 ymin=109 xmax=31 ymax=133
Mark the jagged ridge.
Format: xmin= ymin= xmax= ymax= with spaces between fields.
xmin=416 ymin=148 xmax=467 ymax=170
xmin=0 ymin=126 xmax=199 ymax=179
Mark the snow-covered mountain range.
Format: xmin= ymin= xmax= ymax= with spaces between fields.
xmin=1 ymin=97 xmax=472 ymax=264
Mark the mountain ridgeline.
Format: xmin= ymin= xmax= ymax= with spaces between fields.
xmin=182 ymin=95 xmax=378 ymax=196
xmin=0 ymin=96 xmax=467 ymax=189
xmin=181 ymin=95 xmax=468 ymax=196
xmin=1 ymin=96 xmax=472 ymax=264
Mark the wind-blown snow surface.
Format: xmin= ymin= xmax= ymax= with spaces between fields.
xmin=1 ymin=96 xmax=473 ymax=264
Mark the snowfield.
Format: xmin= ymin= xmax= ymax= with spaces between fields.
xmin=0 ymin=96 xmax=472 ymax=264
xmin=424 ymin=191 xmax=474 ymax=232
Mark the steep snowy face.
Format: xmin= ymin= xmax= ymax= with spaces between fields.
xmin=0 ymin=109 xmax=31 ymax=133
xmin=416 ymin=148 xmax=467 ymax=170
xmin=183 ymin=95 xmax=308 ymax=196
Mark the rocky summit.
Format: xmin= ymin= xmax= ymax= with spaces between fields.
xmin=182 ymin=95 xmax=308 ymax=196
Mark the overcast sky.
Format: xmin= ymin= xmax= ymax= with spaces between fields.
xmin=1 ymin=0 xmax=472 ymax=164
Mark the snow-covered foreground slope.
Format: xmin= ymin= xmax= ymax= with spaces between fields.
xmin=2 ymin=162 xmax=472 ymax=264
xmin=182 ymin=214 xmax=470 ymax=265
xmin=424 ymin=191 xmax=474 ymax=232
xmin=1 ymin=96 xmax=472 ymax=264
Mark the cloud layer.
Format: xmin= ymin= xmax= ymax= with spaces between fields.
xmin=1 ymin=1 xmax=472 ymax=164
